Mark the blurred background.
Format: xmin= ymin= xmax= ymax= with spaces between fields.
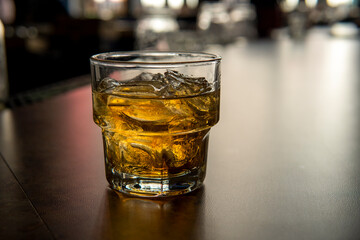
xmin=0 ymin=0 xmax=359 ymax=106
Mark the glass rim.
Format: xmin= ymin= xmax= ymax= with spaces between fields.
xmin=90 ymin=51 xmax=221 ymax=66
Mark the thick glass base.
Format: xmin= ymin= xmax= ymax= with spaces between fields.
xmin=107 ymin=168 xmax=205 ymax=197
xmin=101 ymin=129 xmax=210 ymax=197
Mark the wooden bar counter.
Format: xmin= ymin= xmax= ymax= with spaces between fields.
xmin=1 ymin=28 xmax=360 ymax=239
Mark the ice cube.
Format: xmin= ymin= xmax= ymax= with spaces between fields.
xmin=124 ymin=70 xmax=213 ymax=97
xmin=163 ymin=70 xmax=212 ymax=96
xmin=109 ymin=73 xmax=167 ymax=97
xmin=134 ymin=72 xmax=155 ymax=82
xmin=97 ymin=77 xmax=121 ymax=92
xmin=99 ymin=70 xmax=212 ymax=98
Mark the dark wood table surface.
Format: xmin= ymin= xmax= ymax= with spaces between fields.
xmin=1 ymin=28 xmax=360 ymax=240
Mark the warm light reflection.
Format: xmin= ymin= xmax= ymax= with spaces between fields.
xmin=0 ymin=20 xmax=8 ymax=102
xmin=280 ymin=0 xmax=299 ymax=12
xmin=168 ymin=0 xmax=184 ymax=9
xmin=0 ymin=0 xmax=16 ymax=24
xmin=186 ymin=0 xmax=199 ymax=9
xmin=141 ymin=0 xmax=166 ymax=8
xmin=138 ymin=16 xmax=179 ymax=33
xmin=97 ymin=188 xmax=205 ymax=239
xmin=0 ymin=110 xmax=19 ymax=160
xmin=327 ymin=0 xmax=353 ymax=7
xmin=305 ymin=0 xmax=318 ymax=8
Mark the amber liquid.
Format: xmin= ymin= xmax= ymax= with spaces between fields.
xmin=93 ymin=89 xmax=219 ymax=195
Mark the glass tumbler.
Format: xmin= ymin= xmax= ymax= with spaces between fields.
xmin=90 ymin=51 xmax=221 ymax=197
